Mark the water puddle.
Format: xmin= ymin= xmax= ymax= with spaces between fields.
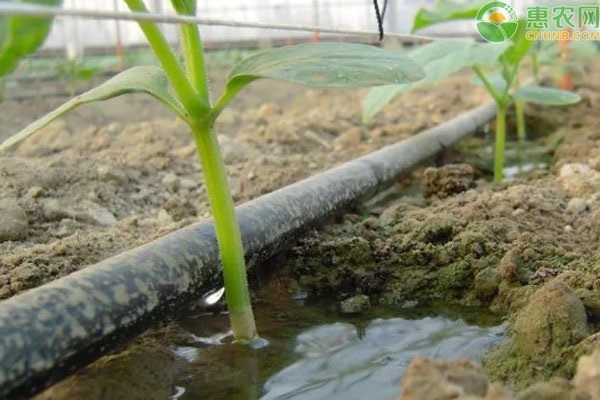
xmin=174 ymin=300 xmax=505 ymax=399
xmin=262 ymin=317 xmax=503 ymax=400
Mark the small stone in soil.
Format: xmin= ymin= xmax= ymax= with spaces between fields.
xmin=518 ymin=280 xmax=588 ymax=352
xmin=0 ymin=198 xmax=28 ymax=242
xmin=332 ymin=127 xmax=363 ymax=150
xmin=566 ymin=197 xmax=589 ymax=214
xmin=25 ymin=186 xmax=44 ymax=199
xmin=77 ymin=202 xmax=117 ymax=226
xmin=422 ymin=163 xmax=475 ymax=198
xmin=498 ymin=248 xmax=521 ymax=282
xmin=560 ymin=163 xmax=593 ymax=178
xmin=573 ymin=346 xmax=600 ymax=398
xmin=400 ymin=300 xmax=419 ymax=308
xmin=97 ymin=165 xmax=130 ymax=185
xmin=517 ymin=379 xmax=572 ymax=400
xmin=55 ymin=218 xmax=79 ymax=238
xmin=41 ymin=198 xmax=72 ymax=222
xmin=257 ymin=103 xmax=279 ymax=120
xmin=180 ymin=178 xmax=199 ymax=190
xmin=399 ymin=357 xmax=491 ymax=400
xmin=361 ymin=217 xmax=380 ymax=230
xmin=339 ymin=294 xmax=371 ymax=314
xmin=10 ymin=263 xmax=41 ymax=292
xmin=161 ymin=173 xmax=180 ymax=193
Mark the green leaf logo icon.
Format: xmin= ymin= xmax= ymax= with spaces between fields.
xmin=476 ymin=1 xmax=518 ymax=42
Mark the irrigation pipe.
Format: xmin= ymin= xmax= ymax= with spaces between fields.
xmin=0 ymin=101 xmax=496 ymax=399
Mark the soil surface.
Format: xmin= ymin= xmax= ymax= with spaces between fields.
xmin=2 ymin=53 xmax=600 ymax=399
xmin=0 ymin=63 xmax=486 ymax=300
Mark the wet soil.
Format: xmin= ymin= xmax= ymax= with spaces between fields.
xmin=2 ymin=52 xmax=600 ymax=399
xmin=271 ymin=86 xmax=600 ymax=397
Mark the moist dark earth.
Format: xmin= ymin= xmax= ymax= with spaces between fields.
xmin=2 ymin=53 xmax=600 ymax=399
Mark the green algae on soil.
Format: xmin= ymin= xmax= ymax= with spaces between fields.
xmin=273 ymin=103 xmax=600 ymax=390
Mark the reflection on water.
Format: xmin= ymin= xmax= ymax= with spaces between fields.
xmin=503 ymin=162 xmax=547 ymax=179
xmin=261 ymin=317 xmax=504 ymax=400
xmin=175 ymin=301 xmax=505 ymax=400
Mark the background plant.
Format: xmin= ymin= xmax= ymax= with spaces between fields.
xmin=0 ymin=0 xmax=425 ymax=342
xmin=0 ymin=0 xmax=62 ymax=101
xmin=364 ymin=1 xmax=581 ymax=182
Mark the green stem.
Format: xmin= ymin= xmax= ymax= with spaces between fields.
xmin=513 ymin=74 xmax=526 ymax=143
xmin=123 ymin=0 xmax=207 ymax=115
xmin=206 ymin=80 xmax=251 ymax=125
xmin=501 ymin=63 xmax=520 ymax=101
xmin=494 ymin=105 xmax=507 ymax=183
xmin=172 ymin=0 xmax=210 ymax=102
xmin=473 ymin=66 xmax=502 ymax=104
xmin=192 ymin=122 xmax=257 ymax=342
xmin=126 ymin=0 xmax=257 ymax=343
xmin=531 ymin=52 xmax=540 ymax=84
xmin=180 ymin=24 xmax=210 ymax=103
xmin=515 ymin=97 xmax=526 ymax=143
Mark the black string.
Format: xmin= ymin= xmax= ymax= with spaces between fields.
xmin=373 ymin=0 xmax=388 ymax=41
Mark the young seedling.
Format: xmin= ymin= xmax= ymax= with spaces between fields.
xmin=363 ymin=2 xmax=581 ymax=182
xmin=462 ymin=21 xmax=580 ymax=182
xmin=0 ymin=0 xmax=62 ymax=102
xmin=0 ymin=0 xmax=425 ymax=342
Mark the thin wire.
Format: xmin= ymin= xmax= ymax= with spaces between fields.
xmin=0 ymin=3 xmax=467 ymax=43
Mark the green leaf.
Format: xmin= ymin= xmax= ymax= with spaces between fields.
xmin=362 ymin=86 xmax=405 ymax=125
xmin=513 ymin=86 xmax=581 ymax=106
xmin=0 ymin=0 xmax=62 ymax=77
xmin=0 ymin=66 xmax=186 ymax=151
xmin=410 ymin=41 xmax=510 ymax=83
xmin=362 ymin=41 xmax=509 ymax=122
xmin=412 ymin=0 xmax=485 ymax=33
xmin=472 ymin=73 xmax=507 ymax=94
xmin=209 ymin=42 xmax=425 ymax=123
xmin=170 ymin=0 xmax=196 ymax=15
xmin=502 ymin=19 xmax=534 ymax=67
xmin=227 ymin=42 xmax=424 ymax=89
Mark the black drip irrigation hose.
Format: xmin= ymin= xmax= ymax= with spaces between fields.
xmin=0 ymin=101 xmax=496 ymax=399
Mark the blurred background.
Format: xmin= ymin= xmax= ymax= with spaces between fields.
xmin=45 ymin=0 xmax=539 ymax=54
